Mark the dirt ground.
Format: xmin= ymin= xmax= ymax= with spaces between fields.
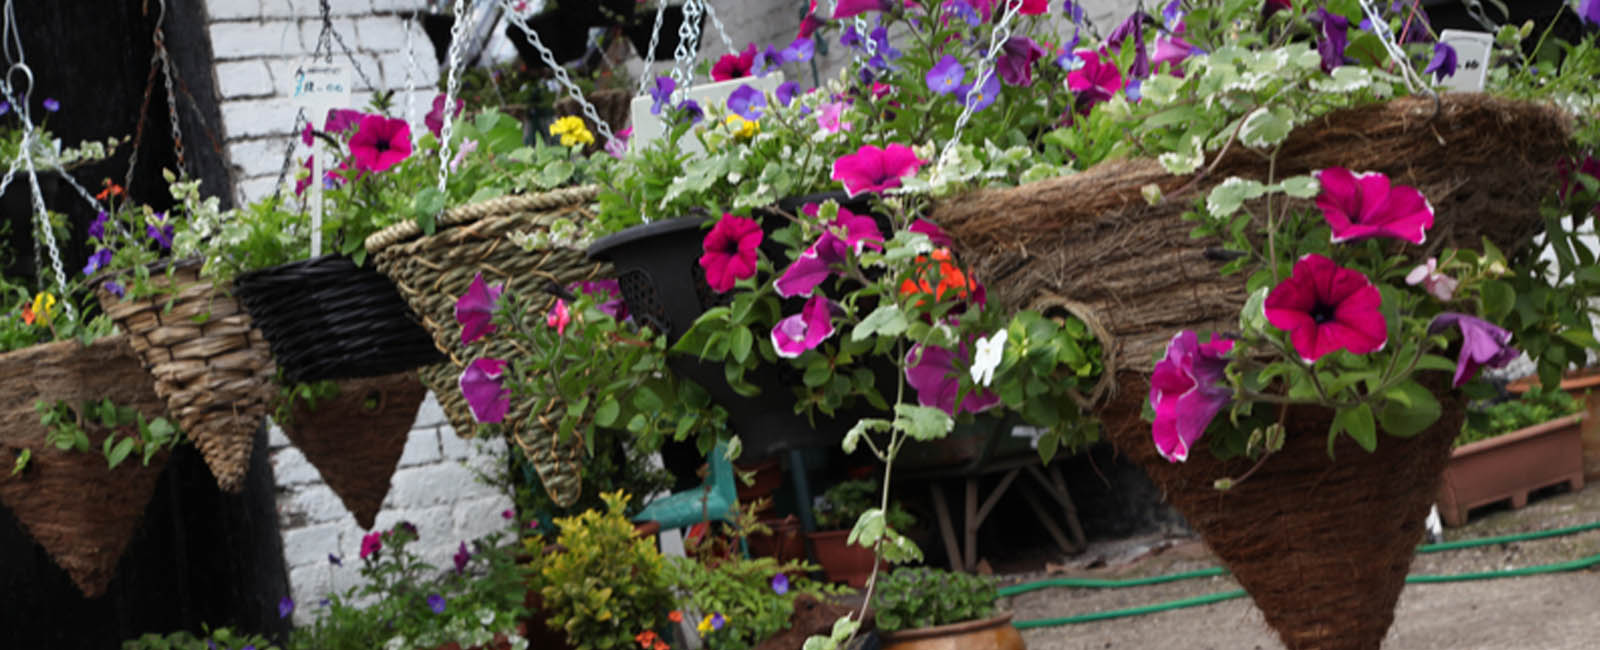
xmin=1003 ymin=482 xmax=1600 ymax=650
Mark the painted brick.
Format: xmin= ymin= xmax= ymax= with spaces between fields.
xmin=452 ymin=494 xmax=515 ymax=540
xmin=398 ymin=427 xmax=442 ymax=467
xmin=221 ymin=97 xmax=302 ymax=138
xmin=283 ymin=522 xmax=342 ymax=567
xmin=216 ymin=60 xmax=276 ymax=99
xmin=436 ymin=426 xmax=474 ymax=460
xmin=271 ymin=446 xmax=325 ymax=486
xmin=356 ymin=16 xmax=411 ymax=53
xmin=287 ymin=563 xmax=333 ymax=624
xmin=228 ymin=137 xmax=293 ymax=179
xmin=283 ymin=483 xmax=357 ymax=525
xmin=370 ymin=0 xmax=427 ymax=13
xmin=210 ymin=20 xmax=304 ymax=60
xmin=236 ymin=175 xmax=283 ymax=205
xmin=386 ymin=461 xmax=481 ymax=509
xmin=414 ymin=392 xmax=448 ymax=428
xmin=299 ymin=19 xmax=366 ymax=60
xmin=267 ymin=421 xmax=291 ymax=449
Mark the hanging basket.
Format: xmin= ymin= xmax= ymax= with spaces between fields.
xmin=930 ymin=95 xmax=1572 ymax=649
xmin=234 ymin=254 xmax=443 ymax=383
xmin=364 ymin=186 xmax=607 ymax=508
xmin=554 ymin=88 xmax=633 ymax=152
xmin=0 ymin=336 xmax=170 ymax=598
xmin=96 ymin=259 xmax=276 ymax=493
xmin=281 ymin=371 xmax=427 ymax=529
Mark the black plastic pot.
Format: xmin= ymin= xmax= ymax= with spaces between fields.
xmin=420 ymin=13 xmax=455 ymax=66
xmin=508 ymin=11 xmax=591 ymax=65
xmin=626 ymin=4 xmax=705 ymax=61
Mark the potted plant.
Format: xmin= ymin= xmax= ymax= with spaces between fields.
xmin=808 ymin=479 xmax=915 ymax=588
xmin=122 ymin=627 xmax=280 ymax=650
xmin=528 ymin=491 xmax=674 ymax=650
xmin=1436 ymin=386 xmax=1587 ymax=526
xmin=872 ymin=567 xmax=1024 ymax=650
xmin=1507 ymin=367 xmax=1600 ymax=480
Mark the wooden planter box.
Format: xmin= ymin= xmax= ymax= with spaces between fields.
xmin=1436 ymin=414 xmax=1585 ymax=527
xmin=1507 ymin=369 xmax=1600 ymax=480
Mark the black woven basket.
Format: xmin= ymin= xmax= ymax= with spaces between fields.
xmin=234 ymin=255 xmax=443 ymax=383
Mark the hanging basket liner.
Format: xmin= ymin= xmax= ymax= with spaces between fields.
xmin=0 ymin=336 xmax=171 ymax=598
xmin=281 ymin=371 xmax=427 ymax=529
xmin=554 ymin=88 xmax=632 ymax=153
xmin=234 ymin=254 xmax=443 ymax=383
xmin=364 ymin=186 xmax=607 ymax=508
xmin=96 ymin=259 xmax=276 ymax=493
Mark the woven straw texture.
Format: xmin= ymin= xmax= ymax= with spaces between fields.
xmin=235 ymin=254 xmax=443 ymax=383
xmin=366 ymin=186 xmax=606 ymax=508
xmin=282 ymin=371 xmax=426 ymax=529
xmin=0 ymin=336 xmax=170 ymax=597
xmin=97 ymin=260 xmax=276 ymax=493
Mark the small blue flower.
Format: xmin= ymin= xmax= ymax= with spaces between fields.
xmin=1423 ymin=42 xmax=1458 ymax=81
xmin=650 ymin=76 xmax=675 ymax=116
xmin=954 ymin=73 xmax=1001 ymax=113
xmin=88 ymin=211 xmax=108 ymax=240
xmin=427 ymin=594 xmax=446 ymax=614
xmin=103 ymin=281 xmax=125 ymax=298
xmin=948 ymin=0 xmax=980 ymax=26
xmin=752 ymin=45 xmax=784 ymax=76
xmin=780 ymin=37 xmax=814 ymax=64
xmin=775 ymin=81 xmax=800 ymax=107
xmin=1125 ymin=79 xmax=1143 ymax=102
xmin=278 ymin=596 xmax=294 ymax=619
xmin=840 ymin=26 xmax=863 ymax=51
xmin=0 ymin=101 xmax=10 ymax=116
xmin=42 ymin=97 xmax=59 ymax=113
xmin=328 ymin=553 xmax=342 ymax=566
xmin=82 ymin=248 xmax=111 ymax=275
xmin=678 ymin=99 xmax=703 ymax=125
xmin=925 ymin=55 xmax=965 ymax=95
xmin=771 ymin=572 xmax=790 ymax=595
xmin=727 ymin=84 xmax=766 ymax=120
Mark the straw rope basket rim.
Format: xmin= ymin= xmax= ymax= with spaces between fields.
xmin=364 ymin=184 xmax=600 ymax=254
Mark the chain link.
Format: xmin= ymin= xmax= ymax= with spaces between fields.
xmin=404 ymin=10 xmax=419 ymax=144
xmin=700 ymin=1 xmax=734 ymax=54
xmin=500 ymin=0 xmax=616 ymax=146
xmin=1357 ymin=0 xmax=1432 ymax=96
xmin=940 ymin=0 xmax=1020 ymax=167
xmin=671 ymin=0 xmax=705 ymax=90
xmin=153 ymin=0 xmax=187 ymax=178
xmin=0 ymin=55 xmax=71 ymax=314
xmin=270 ymin=109 xmax=309 ymax=202
xmin=438 ymin=0 xmax=468 ymax=191
xmin=636 ymin=0 xmax=671 ymax=96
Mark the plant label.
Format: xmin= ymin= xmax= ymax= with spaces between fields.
xmin=1438 ymin=30 xmax=1493 ymax=93
xmin=628 ymin=73 xmax=787 ymax=155
xmin=288 ymin=61 xmax=352 ymax=113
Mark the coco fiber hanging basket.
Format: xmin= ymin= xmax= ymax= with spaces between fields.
xmin=234 ymin=254 xmax=443 ymax=383
xmin=364 ymin=186 xmax=607 ymax=507
xmin=280 ymin=371 xmax=427 ymax=529
xmin=931 ymin=94 xmax=1572 ymax=650
xmin=0 ymin=336 xmax=170 ymax=597
xmin=96 ymin=259 xmax=277 ymax=493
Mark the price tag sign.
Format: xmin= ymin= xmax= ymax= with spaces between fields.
xmin=1438 ymin=30 xmax=1493 ymax=93
xmin=287 ymin=60 xmax=352 ymax=113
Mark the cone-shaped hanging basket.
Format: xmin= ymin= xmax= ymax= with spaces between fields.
xmin=97 ymin=259 xmax=276 ymax=493
xmin=0 ymin=336 xmax=170 ymax=598
xmin=365 ymin=187 xmax=605 ymax=508
xmin=281 ymin=371 xmax=426 ymax=529
xmin=931 ymin=95 xmax=1573 ymax=649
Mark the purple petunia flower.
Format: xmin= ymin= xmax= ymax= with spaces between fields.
xmin=427 ymin=594 xmax=447 ymax=614
xmin=146 ymin=213 xmax=174 ymax=250
xmin=82 ymin=248 xmax=111 ymax=275
xmin=1582 ymin=0 xmax=1600 ymax=25
xmin=727 ymin=84 xmax=766 ymax=120
xmin=905 ymin=341 xmax=1002 ymax=416
xmin=1424 ymin=42 xmax=1458 ymax=81
xmin=925 ymin=55 xmax=966 ymax=95
xmin=42 ymin=97 xmax=59 ymax=113
xmin=650 ymin=76 xmax=675 ymax=116
xmin=1312 ymin=8 xmax=1351 ymax=73
xmin=1428 ymin=313 xmax=1519 ymax=387
xmin=455 ymin=272 xmax=505 ymax=346
xmin=1149 ymin=330 xmax=1234 ymax=463
xmin=453 ymin=541 xmax=471 ymax=574
xmin=774 ymin=207 xmax=884 ymax=298
xmin=459 ymin=358 xmax=511 ymax=423
xmin=996 ymin=36 xmax=1044 ymax=87
xmin=771 ymin=294 xmax=840 ymax=358
xmin=278 ymin=596 xmax=294 ymax=619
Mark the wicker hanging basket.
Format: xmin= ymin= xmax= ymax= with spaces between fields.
xmin=234 ymin=254 xmax=443 ymax=383
xmin=96 ymin=259 xmax=277 ymax=493
xmin=931 ymin=95 xmax=1572 ymax=650
xmin=0 ymin=336 xmax=171 ymax=597
xmin=280 ymin=371 xmax=427 ymax=529
xmin=364 ymin=186 xmax=608 ymax=508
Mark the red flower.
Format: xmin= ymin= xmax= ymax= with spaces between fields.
xmin=711 ymin=43 xmax=758 ymax=81
xmin=1264 ymin=254 xmax=1388 ymax=363
xmin=348 ymin=114 xmax=413 ymax=173
xmin=698 ymin=214 xmax=763 ymax=293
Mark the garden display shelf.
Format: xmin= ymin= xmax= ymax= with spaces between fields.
xmin=933 ymin=94 xmax=1570 ymax=650
xmin=96 ymin=258 xmax=276 ymax=494
xmin=234 ymin=254 xmax=443 ymax=383
xmin=0 ymin=336 xmax=170 ymax=597
xmin=365 ymin=186 xmax=607 ymax=508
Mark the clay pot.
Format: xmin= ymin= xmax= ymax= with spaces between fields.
xmin=879 ymin=613 xmax=1026 ymax=650
xmin=807 ymin=529 xmax=885 ymax=588
xmin=749 ymin=515 xmax=805 ymax=564
xmin=1436 ymin=413 xmax=1585 ymax=526
xmin=1507 ymin=368 xmax=1600 ymax=480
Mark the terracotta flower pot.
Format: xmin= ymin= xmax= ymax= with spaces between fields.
xmin=1507 ymin=368 xmax=1600 ymax=480
xmin=1436 ymin=413 xmax=1585 ymax=527
xmin=736 ymin=457 xmax=783 ymax=503
xmin=749 ymin=515 xmax=805 ymax=564
xmin=807 ymin=529 xmax=885 ymax=588
xmin=879 ymin=613 xmax=1026 ymax=650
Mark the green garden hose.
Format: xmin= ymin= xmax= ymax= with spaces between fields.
xmin=1001 ymin=519 xmax=1600 ymax=630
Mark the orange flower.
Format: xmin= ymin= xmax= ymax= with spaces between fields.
xmin=21 ymin=303 xmax=33 ymax=325
xmin=899 ymin=248 xmax=975 ymax=303
xmin=635 ymin=630 xmax=658 ymax=648
xmin=668 ymin=610 xmax=684 ymax=623
xmin=653 ymin=642 xmax=669 ymax=650
xmin=95 ymin=180 xmax=124 ymax=201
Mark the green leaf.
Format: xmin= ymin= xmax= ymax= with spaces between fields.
xmin=1559 ymin=328 xmax=1600 ymax=349
xmin=630 ymin=385 xmax=664 ymax=412
xmin=1481 ymin=280 xmax=1515 ymax=321
xmin=1278 ymin=175 xmax=1320 ymax=198
xmin=107 ymin=437 xmax=135 ymax=469
xmin=1376 ymin=380 xmax=1441 ymax=438
xmin=1333 ymin=403 xmax=1377 ymax=452
xmin=893 ymin=404 xmax=954 ymax=441
xmin=10 ymin=448 xmax=28 ymax=476
xmin=846 ymin=509 xmax=886 ymax=547
xmin=729 ymin=326 xmax=754 ymax=363
xmin=594 ymin=397 xmax=621 ymax=427
xmin=852 ymin=304 xmax=908 ymax=341
xmin=1239 ymin=105 xmax=1296 ymax=148
xmin=1206 ymin=177 xmax=1267 ymax=218
xmin=843 ymin=418 xmax=890 ymax=454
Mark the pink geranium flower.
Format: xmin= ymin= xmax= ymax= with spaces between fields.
xmin=425 ymin=94 xmax=464 ymax=138
xmin=349 ymin=114 xmax=413 ymax=173
xmin=459 ymin=358 xmax=511 ymax=423
xmin=1149 ymin=330 xmax=1234 ymax=463
xmin=831 ymin=143 xmax=926 ymax=197
xmin=1427 ymin=313 xmax=1519 ymax=387
xmin=904 ymin=341 xmax=1001 ymax=416
xmin=771 ymin=294 xmax=840 ymax=358
xmin=699 ymin=214 xmax=763 ymax=293
xmin=455 ymin=272 xmax=504 ymax=345
xmin=1315 ymin=167 xmax=1434 ymax=244
xmin=1264 ymin=253 xmax=1388 ymax=363
xmin=1066 ymin=49 xmax=1124 ymax=113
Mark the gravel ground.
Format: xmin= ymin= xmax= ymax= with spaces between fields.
xmin=1003 ymin=482 xmax=1600 ymax=650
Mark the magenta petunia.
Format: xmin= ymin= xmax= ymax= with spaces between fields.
xmin=349 ymin=114 xmax=413 ymax=173
xmin=772 ymin=208 xmax=882 ymax=298
xmin=771 ymin=294 xmax=839 ymax=358
xmin=1149 ymin=330 xmax=1234 ymax=463
xmin=1427 ymin=313 xmax=1519 ymax=387
xmin=1264 ymin=253 xmax=1388 ymax=363
xmin=905 ymin=341 xmax=1002 ymax=416
xmin=1151 ymin=34 xmax=1197 ymax=76
xmin=547 ymin=299 xmax=571 ymax=335
xmin=359 ymin=531 xmax=383 ymax=559
xmin=1066 ymin=49 xmax=1124 ymax=113
xmin=1315 ymin=167 xmax=1435 ymax=244
xmin=569 ymin=279 xmax=628 ymax=321
xmin=699 ymin=214 xmax=764 ymax=293
xmin=459 ymin=358 xmax=511 ymax=423
xmin=996 ymin=36 xmax=1044 ymax=87
xmin=833 ymin=0 xmax=890 ymax=18
xmin=711 ymin=43 xmax=758 ymax=81
xmin=909 ymin=218 xmax=953 ymax=248
xmin=324 ymin=108 xmax=363 ymax=134
xmin=455 ymin=272 xmax=504 ymax=346
xmin=453 ymin=541 xmax=471 ymax=573
xmin=831 ymin=143 xmax=926 ymax=197
xmin=425 ymin=94 xmax=464 ymax=138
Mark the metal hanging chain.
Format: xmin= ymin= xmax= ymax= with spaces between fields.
xmin=315 ymin=0 xmax=379 ymax=91
xmin=700 ymin=0 xmax=735 ymax=54
xmin=671 ymin=0 xmax=705 ymax=90
xmin=404 ymin=10 xmax=419 ymax=143
xmin=940 ymin=0 xmax=1021 ymax=166
xmin=153 ymin=0 xmax=187 ymax=178
xmin=437 ymin=0 xmax=468 ymax=191
xmin=636 ymin=0 xmax=671 ymax=96
xmin=269 ymin=109 xmax=310 ymax=202
xmin=0 ymin=59 xmax=71 ymax=313
xmin=1357 ymin=0 xmax=1434 ymax=96
xmin=499 ymin=0 xmax=616 ymax=146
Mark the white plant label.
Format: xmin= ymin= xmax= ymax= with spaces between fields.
xmin=288 ymin=61 xmax=352 ymax=112
xmin=1438 ymin=30 xmax=1493 ymax=93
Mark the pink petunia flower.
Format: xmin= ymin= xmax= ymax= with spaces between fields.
xmin=773 ymin=207 xmax=884 ymax=298
xmin=349 ymin=114 xmax=413 ymax=173
xmin=712 ymin=43 xmax=758 ymax=81
xmin=459 ymin=358 xmax=511 ymax=423
xmin=833 ymin=0 xmax=890 ymax=19
xmin=904 ymin=341 xmax=1002 ymax=416
xmin=1404 ymin=258 xmax=1458 ymax=301
xmin=455 ymin=272 xmax=504 ymax=346
xmin=817 ymin=101 xmax=852 ymax=134
xmin=1149 ymin=330 xmax=1234 ymax=463
xmin=1151 ymin=34 xmax=1197 ymax=76
xmin=1264 ymin=253 xmax=1388 ymax=363
xmin=699 ymin=214 xmax=764 ymax=293
xmin=569 ymin=279 xmax=629 ymax=321
xmin=832 ymin=143 xmax=926 ymax=197
xmin=547 ymin=299 xmax=571 ymax=335
xmin=771 ymin=294 xmax=840 ymax=358
xmin=359 ymin=531 xmax=383 ymax=559
xmin=1066 ymin=49 xmax=1124 ymax=114
xmin=996 ymin=36 xmax=1045 ymax=87
xmin=1315 ymin=167 xmax=1434 ymax=244
xmin=909 ymin=218 xmax=953 ymax=248
xmin=426 ymin=94 xmax=465 ymax=138
xmin=1427 ymin=313 xmax=1519 ymax=388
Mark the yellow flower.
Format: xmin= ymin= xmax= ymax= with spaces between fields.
xmin=725 ymin=114 xmax=759 ymax=139
xmin=549 ymin=116 xmax=595 ymax=147
xmin=26 ymin=292 xmax=56 ymax=325
xmin=696 ymin=612 xmax=725 ymax=636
